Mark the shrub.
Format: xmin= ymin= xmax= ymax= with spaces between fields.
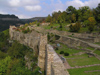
xmin=64 ymin=52 xmax=69 ymax=56
xmin=60 ymin=51 xmax=64 ymax=54
xmin=69 ymin=22 xmax=81 ymax=32
xmin=22 ymin=27 xmax=31 ymax=33
xmin=37 ymin=22 xmax=40 ymax=26
xmin=55 ymin=35 xmax=60 ymax=40
xmin=47 ymin=33 xmax=50 ymax=41
xmin=55 ymin=47 xmax=58 ymax=50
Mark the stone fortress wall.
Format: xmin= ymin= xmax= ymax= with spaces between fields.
xmin=31 ymin=26 xmax=100 ymax=50
xmin=9 ymin=26 xmax=69 ymax=75
xmin=32 ymin=26 xmax=100 ymax=43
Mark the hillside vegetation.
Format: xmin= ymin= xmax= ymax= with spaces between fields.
xmin=0 ymin=29 xmax=42 ymax=75
xmin=45 ymin=3 xmax=100 ymax=33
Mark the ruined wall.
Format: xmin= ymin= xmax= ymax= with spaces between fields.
xmin=9 ymin=26 xmax=41 ymax=52
xmin=46 ymin=44 xmax=69 ymax=75
xmin=32 ymin=26 xmax=100 ymax=43
xmin=9 ymin=26 xmax=69 ymax=75
xmin=10 ymin=26 xmax=47 ymax=70
xmin=59 ymin=36 xmax=100 ymax=49
xmin=38 ymin=34 xmax=47 ymax=71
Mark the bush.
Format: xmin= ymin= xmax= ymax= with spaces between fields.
xmin=64 ymin=52 xmax=69 ymax=56
xmin=55 ymin=35 xmax=60 ymax=40
xmin=37 ymin=22 xmax=40 ymax=26
xmin=55 ymin=47 xmax=58 ymax=50
xmin=69 ymin=22 xmax=81 ymax=32
xmin=60 ymin=51 xmax=64 ymax=54
xmin=22 ymin=27 xmax=31 ymax=33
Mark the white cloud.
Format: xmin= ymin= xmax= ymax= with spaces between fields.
xmin=8 ymin=0 xmax=40 ymax=7
xmin=25 ymin=5 xmax=41 ymax=11
xmin=9 ymin=0 xmax=20 ymax=7
xmin=66 ymin=0 xmax=85 ymax=9
xmin=0 ymin=0 xmax=41 ymax=11
xmin=51 ymin=0 xmax=65 ymax=12
xmin=66 ymin=0 xmax=100 ymax=9
xmin=53 ymin=9 xmax=63 ymax=12
xmin=0 ymin=0 xmax=100 ymax=19
xmin=22 ymin=0 xmax=39 ymax=5
xmin=84 ymin=0 xmax=100 ymax=8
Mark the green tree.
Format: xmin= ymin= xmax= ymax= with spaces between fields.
xmin=0 ymin=56 xmax=11 ymax=75
xmin=66 ymin=6 xmax=76 ymax=14
xmin=7 ymin=41 xmax=27 ymax=58
xmin=71 ymin=13 xmax=76 ymax=23
xmin=46 ymin=14 xmax=52 ymax=22
xmin=88 ymin=17 xmax=96 ymax=32
xmin=95 ymin=3 xmax=100 ymax=22
xmin=78 ymin=6 xmax=90 ymax=21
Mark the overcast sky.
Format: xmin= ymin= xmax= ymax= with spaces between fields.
xmin=0 ymin=0 xmax=100 ymax=19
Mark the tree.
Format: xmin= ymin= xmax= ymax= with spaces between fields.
xmin=95 ymin=3 xmax=100 ymax=22
xmin=79 ymin=6 xmax=90 ymax=15
xmin=88 ymin=17 xmax=96 ymax=32
xmin=7 ymin=41 xmax=27 ymax=58
xmin=0 ymin=56 xmax=11 ymax=75
xmin=71 ymin=13 xmax=76 ymax=23
xmin=66 ymin=6 xmax=76 ymax=14
xmin=46 ymin=14 xmax=52 ymax=22
xmin=78 ymin=6 xmax=90 ymax=21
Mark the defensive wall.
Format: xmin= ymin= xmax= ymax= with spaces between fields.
xmin=9 ymin=26 xmax=69 ymax=75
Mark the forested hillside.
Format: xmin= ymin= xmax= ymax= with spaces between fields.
xmin=0 ymin=30 xmax=42 ymax=75
xmin=0 ymin=14 xmax=25 ymax=32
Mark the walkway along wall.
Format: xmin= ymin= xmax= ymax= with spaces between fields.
xmin=9 ymin=26 xmax=69 ymax=75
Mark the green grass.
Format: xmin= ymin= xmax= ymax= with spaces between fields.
xmin=95 ymin=42 xmax=100 ymax=46
xmin=68 ymin=66 xmax=100 ymax=75
xmin=86 ymin=47 xmax=95 ymax=50
xmin=55 ymin=44 xmax=84 ymax=56
xmin=79 ymin=27 xmax=88 ymax=33
xmin=78 ymin=46 xmax=84 ymax=49
xmin=43 ymin=23 xmax=70 ymax=31
xmin=43 ymin=25 xmax=51 ymax=29
xmin=67 ymin=54 xmax=100 ymax=67
xmin=94 ymin=50 xmax=100 ymax=55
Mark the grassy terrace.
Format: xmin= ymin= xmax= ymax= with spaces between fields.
xmin=94 ymin=50 xmax=100 ymax=55
xmin=95 ymin=42 xmax=100 ymax=46
xmin=68 ymin=66 xmax=100 ymax=75
xmin=43 ymin=23 xmax=70 ymax=31
xmin=53 ymin=43 xmax=100 ymax=75
xmin=55 ymin=43 xmax=85 ymax=56
xmin=66 ymin=54 xmax=100 ymax=67
xmin=86 ymin=47 xmax=95 ymax=50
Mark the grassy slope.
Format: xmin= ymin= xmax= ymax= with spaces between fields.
xmin=68 ymin=66 xmax=100 ymax=75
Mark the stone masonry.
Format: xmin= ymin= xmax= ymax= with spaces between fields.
xmin=38 ymin=34 xmax=47 ymax=71
xmin=9 ymin=26 xmax=69 ymax=75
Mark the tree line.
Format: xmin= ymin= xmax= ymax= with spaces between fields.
xmin=46 ymin=3 xmax=100 ymax=32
